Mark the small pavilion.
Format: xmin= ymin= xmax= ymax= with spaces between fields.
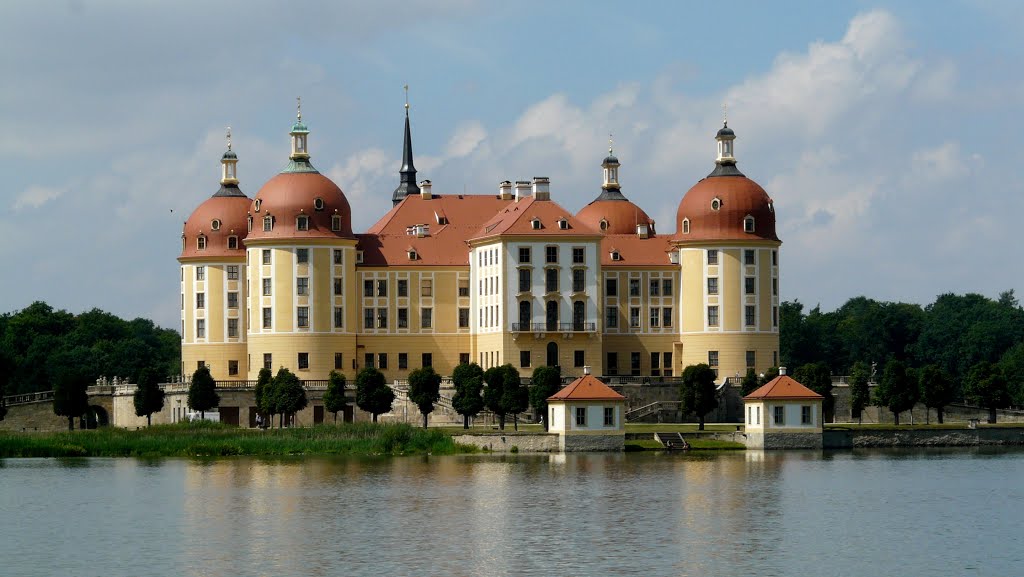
xmin=547 ymin=368 xmax=626 ymax=452
xmin=742 ymin=367 xmax=824 ymax=449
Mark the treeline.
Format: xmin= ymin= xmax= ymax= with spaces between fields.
xmin=0 ymin=301 xmax=181 ymax=397
xmin=780 ymin=291 xmax=1024 ymax=406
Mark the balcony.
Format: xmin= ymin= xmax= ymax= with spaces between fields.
xmin=511 ymin=322 xmax=597 ymax=333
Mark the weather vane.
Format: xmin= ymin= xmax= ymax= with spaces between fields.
xmin=722 ymin=102 xmax=728 ymax=126
xmin=226 ymin=126 xmax=232 ymax=151
xmin=404 ymin=84 xmax=409 ymax=110
xmin=297 ymin=96 xmax=302 ymax=121
xmin=608 ymin=133 xmax=613 ymax=155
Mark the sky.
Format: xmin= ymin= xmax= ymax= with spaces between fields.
xmin=2 ymin=0 xmax=1023 ymax=330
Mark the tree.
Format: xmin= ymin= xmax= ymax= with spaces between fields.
xmin=254 ymin=367 xmax=273 ymax=426
xmin=529 ymin=365 xmax=562 ymax=431
xmin=355 ymin=367 xmax=394 ymax=423
xmin=849 ymin=361 xmax=871 ymax=425
xmin=874 ymin=360 xmax=917 ymax=425
xmin=323 ymin=370 xmax=348 ymax=423
xmin=187 ymin=365 xmax=219 ymax=420
xmin=0 ymin=349 xmax=10 ymax=421
xmin=407 ymin=366 xmax=442 ymax=428
xmin=759 ymin=366 xmax=780 ymax=386
xmin=503 ymin=366 xmax=529 ymax=431
xmin=273 ymin=368 xmax=307 ymax=427
xmin=52 ymin=370 xmax=89 ymax=431
xmin=740 ymin=368 xmax=760 ymax=397
xmin=964 ymin=362 xmax=1012 ymax=424
xmin=918 ymin=364 xmax=956 ymax=424
xmin=997 ymin=342 xmax=1024 ymax=407
xmin=483 ymin=364 xmax=520 ymax=430
xmin=132 ymin=367 xmax=165 ymax=426
xmin=679 ymin=363 xmax=718 ymax=430
xmin=793 ymin=362 xmax=834 ymax=423
xmin=451 ymin=363 xmax=485 ymax=429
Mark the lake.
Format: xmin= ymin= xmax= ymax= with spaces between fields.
xmin=1 ymin=449 xmax=1022 ymax=576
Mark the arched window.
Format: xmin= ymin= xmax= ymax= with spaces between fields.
xmin=314 ymin=198 xmax=325 ymax=211
xmin=682 ymin=218 xmax=690 ymax=234
xmin=211 ymin=219 xmax=221 ymax=231
xmin=546 ymin=341 xmax=559 ymax=368
xmin=599 ymin=219 xmax=608 ymax=231
xmin=744 ymin=215 xmax=755 ymax=233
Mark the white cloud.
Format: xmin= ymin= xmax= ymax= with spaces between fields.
xmin=12 ymin=185 xmax=65 ymax=210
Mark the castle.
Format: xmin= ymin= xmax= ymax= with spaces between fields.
xmin=178 ymin=101 xmax=781 ymax=412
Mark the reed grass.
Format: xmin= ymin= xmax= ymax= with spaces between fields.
xmin=0 ymin=421 xmax=474 ymax=458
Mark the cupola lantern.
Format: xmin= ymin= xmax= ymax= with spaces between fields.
xmin=290 ymin=97 xmax=310 ymax=160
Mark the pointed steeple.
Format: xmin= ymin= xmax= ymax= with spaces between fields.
xmin=595 ymin=137 xmax=628 ymax=201
xmin=392 ymin=85 xmax=420 ymax=205
xmin=282 ymin=97 xmax=318 ymax=174
xmin=708 ymin=104 xmax=744 ymax=177
xmin=214 ymin=126 xmax=246 ymax=197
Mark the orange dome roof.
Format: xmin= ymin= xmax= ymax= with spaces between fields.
xmin=180 ymin=185 xmax=251 ymax=260
xmin=246 ymin=171 xmax=354 ymax=240
xmin=675 ymin=174 xmax=778 ymax=242
xmin=577 ymin=198 xmax=654 ymax=235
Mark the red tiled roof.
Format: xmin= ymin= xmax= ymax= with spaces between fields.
xmin=469 ymin=196 xmax=600 ymax=242
xmin=599 ymin=234 xmax=676 ymax=267
xmin=743 ymin=375 xmax=823 ymax=400
xmin=548 ymin=374 xmax=626 ymax=401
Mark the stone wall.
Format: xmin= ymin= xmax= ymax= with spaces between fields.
xmin=824 ymin=427 xmax=1024 ymax=449
xmin=745 ymin=432 xmax=822 ymax=450
xmin=831 ymin=384 xmax=1024 ymax=424
xmin=560 ymin=433 xmax=625 ymax=452
xmin=0 ymin=401 xmax=69 ymax=432
xmin=452 ymin=433 xmax=559 ymax=453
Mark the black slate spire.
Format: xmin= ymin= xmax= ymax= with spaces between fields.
xmin=392 ymin=96 xmax=420 ymax=205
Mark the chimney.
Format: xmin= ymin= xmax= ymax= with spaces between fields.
xmin=532 ymin=177 xmax=550 ymax=201
xmin=419 ymin=179 xmax=432 ymax=200
xmin=779 ymin=366 xmax=787 ymax=376
xmin=499 ymin=180 xmax=513 ymax=200
xmin=514 ymin=180 xmax=531 ymax=202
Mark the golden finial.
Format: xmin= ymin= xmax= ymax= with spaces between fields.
xmin=722 ymin=101 xmax=728 ymax=126
xmin=226 ymin=126 xmax=232 ymax=151
xmin=297 ymin=96 xmax=302 ymax=121
xmin=608 ymin=133 xmax=614 ymax=155
xmin=404 ymin=84 xmax=409 ymax=110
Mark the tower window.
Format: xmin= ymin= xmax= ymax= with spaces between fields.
xmin=682 ymin=218 xmax=690 ymax=234
xmin=254 ymin=199 xmax=262 ymax=212
xmin=247 ymin=216 xmax=253 ymax=232
xmin=314 ymin=198 xmax=325 ymax=211
xmin=744 ymin=215 xmax=755 ymax=233
xmin=331 ymin=215 xmax=342 ymax=232
xmin=263 ymin=216 xmax=273 ymax=232
xmin=227 ymin=236 xmax=239 ymax=250
xmin=211 ymin=219 xmax=221 ymax=231
xmin=600 ymin=219 xmax=608 ymax=231
xmin=711 ymin=198 xmax=721 ymax=211
xmin=297 ymin=215 xmax=309 ymax=231
xmin=197 ymin=235 xmax=207 ymax=250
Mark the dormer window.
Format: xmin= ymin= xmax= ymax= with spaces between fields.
xmin=297 ymin=215 xmax=309 ymax=231
xmin=247 ymin=216 xmax=253 ymax=232
xmin=407 ymin=249 xmax=418 ymax=261
xmin=263 ymin=215 xmax=273 ymax=232
xmin=682 ymin=218 xmax=690 ymax=234
xmin=744 ymin=215 xmax=755 ymax=233
xmin=254 ymin=199 xmax=262 ymax=212
xmin=768 ymin=201 xmax=774 ymax=213
xmin=228 ymin=236 xmax=239 ymax=250
xmin=331 ymin=215 xmax=342 ymax=232
xmin=531 ymin=218 xmax=542 ymax=230
xmin=558 ymin=218 xmax=569 ymax=230
xmin=610 ymin=250 xmax=621 ymax=261
xmin=599 ymin=219 xmax=608 ymax=231
xmin=711 ymin=197 xmax=721 ymax=211
xmin=314 ymin=198 xmax=325 ymax=211
xmin=356 ymin=251 xmax=364 ymax=264
xmin=197 ymin=235 xmax=207 ymax=250
xmin=211 ymin=219 xmax=221 ymax=231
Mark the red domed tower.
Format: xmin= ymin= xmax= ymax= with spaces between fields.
xmin=244 ymin=101 xmax=358 ymax=380
xmin=576 ymin=147 xmax=655 ymax=235
xmin=179 ymin=129 xmax=251 ymax=381
xmin=674 ymin=122 xmax=781 ymax=381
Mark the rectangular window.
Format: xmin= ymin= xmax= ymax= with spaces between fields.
xmin=262 ymin=307 xmax=272 ymax=329
xmin=572 ymin=247 xmax=584 ymax=264
xmin=576 ymin=407 xmax=587 ymax=426
xmin=262 ymin=249 xmax=271 ymax=265
xmin=649 ymin=307 xmax=660 ymax=327
xmin=707 ymin=277 xmax=718 ymax=295
xmin=227 ymin=292 xmax=238 ymax=308
xmin=397 ymin=308 xmax=408 ymax=328
xmin=708 ymin=351 xmax=719 ymax=368
xmin=377 ymin=308 xmax=388 ymax=329
xmin=196 ymin=319 xmax=206 ymax=338
xmin=574 ymin=350 xmax=585 ymax=367
xmin=745 ymin=277 xmax=756 ymax=295
xmin=363 ymin=280 xmax=374 ymax=297
xmin=772 ymin=250 xmax=778 ymax=266
xmin=297 ymin=217 xmax=309 ymax=231
xmin=572 ymin=269 xmax=585 ymax=293
xmin=545 ymin=268 xmax=558 ymax=293
xmin=649 ymin=279 xmax=660 ymax=297
xmin=377 ymin=353 xmax=388 ymax=370
xmin=651 ymin=351 xmax=660 ymax=370
xmin=196 ymin=266 xmax=205 ymax=281
xmin=458 ymin=308 xmax=469 ymax=328
xmin=707 ymin=249 xmax=718 ymax=265
xmin=605 ymin=306 xmax=619 ymax=329
xmin=263 ymin=217 xmax=273 ymax=232
xmin=745 ymin=305 xmax=756 ymax=326
xmin=459 ymin=353 xmax=470 ymax=365
xmin=773 ymin=306 xmax=779 ymax=327
xmin=398 ymin=353 xmax=408 ymax=370
xmin=298 ymin=352 xmax=309 ymax=370
xmin=196 ymin=292 xmax=205 ymax=309
xmin=513 ymin=269 xmax=527 ymax=293
xmin=773 ymin=278 xmax=779 ymax=296
xmin=802 ymin=405 xmax=812 ymax=425
xmin=364 ymin=353 xmax=375 ymax=369
xmin=520 ymin=350 xmax=531 ymax=368
xmin=629 ymin=307 xmax=640 ymax=328
xmin=334 ymin=307 xmax=344 ymax=328
xmin=662 ymin=279 xmax=673 ymax=296
xmin=607 ymin=352 xmax=618 ymax=375
xmin=227 ymin=265 xmax=239 ymax=280
xmin=629 ymin=279 xmax=640 ymax=297
xmin=376 ymin=280 xmax=387 ymax=297
xmin=333 ymin=249 xmax=343 ymax=265
xmin=335 ymin=352 xmax=344 ymax=370
xmin=519 ymin=247 xmax=531 ymax=263
xmin=662 ymin=307 xmax=673 ymax=327
xmin=333 ymin=278 xmax=343 ymax=296
xmin=262 ymin=278 xmax=272 ymax=296
xmin=364 ymin=308 xmax=374 ymax=329
xmin=708 ymin=306 xmax=719 ymax=326
xmin=744 ymin=249 xmax=755 ymax=265
xmin=631 ymin=351 xmax=641 ymax=375
xmin=263 ymin=353 xmax=272 ymax=370
xmin=774 ymin=406 xmax=785 ymax=425
xmin=228 ymin=360 xmax=238 ymax=376
xmin=228 ymin=318 xmax=238 ymax=338
xmin=663 ymin=352 xmax=673 ymax=376
xmin=746 ymin=350 xmax=756 ymax=368
xmin=421 ymin=308 xmax=433 ymax=329
xmin=605 ymin=278 xmax=618 ymax=297
xmin=296 ymin=248 xmax=309 ymax=264
xmin=604 ymin=407 xmax=614 ymax=427
xmin=297 ymin=277 xmax=309 ymax=296
xmin=458 ymin=280 xmax=469 ymax=297
xmin=545 ymin=246 xmax=558 ymax=263
xmin=422 ymin=353 xmax=432 ymax=368
xmin=331 ymin=215 xmax=342 ymax=232
xmin=397 ymin=279 xmax=408 ymax=297
xmin=297 ymin=306 xmax=309 ymax=328
xmin=421 ymin=279 xmax=432 ymax=297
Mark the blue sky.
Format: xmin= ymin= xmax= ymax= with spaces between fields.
xmin=2 ymin=0 xmax=1022 ymax=329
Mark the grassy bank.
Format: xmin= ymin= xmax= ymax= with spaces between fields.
xmin=0 ymin=421 xmax=473 ymax=458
